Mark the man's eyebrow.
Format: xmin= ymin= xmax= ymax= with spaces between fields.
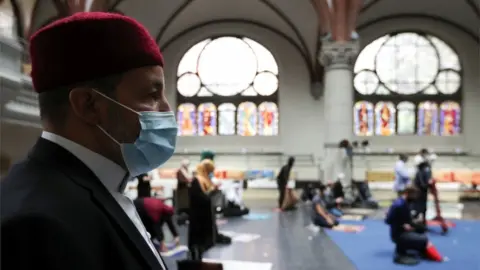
xmin=152 ymin=80 xmax=164 ymax=89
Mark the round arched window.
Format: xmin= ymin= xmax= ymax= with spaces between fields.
xmin=353 ymin=32 xmax=462 ymax=136
xmin=176 ymin=37 xmax=279 ymax=136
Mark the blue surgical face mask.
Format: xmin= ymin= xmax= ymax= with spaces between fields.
xmin=95 ymin=90 xmax=177 ymax=177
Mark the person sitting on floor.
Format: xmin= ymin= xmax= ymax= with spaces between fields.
xmin=301 ymin=183 xmax=317 ymax=202
xmin=322 ymin=184 xmax=344 ymax=217
xmin=385 ymin=186 xmax=444 ymax=265
xmin=311 ymin=186 xmax=340 ymax=228
xmin=223 ymin=180 xmax=250 ymax=217
xmin=133 ymin=197 xmax=180 ymax=253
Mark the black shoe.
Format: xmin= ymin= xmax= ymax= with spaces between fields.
xmin=215 ymin=234 xmax=232 ymax=245
xmin=394 ymin=254 xmax=420 ymax=265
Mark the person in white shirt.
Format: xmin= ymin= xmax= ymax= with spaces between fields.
xmin=394 ymin=154 xmax=411 ymax=195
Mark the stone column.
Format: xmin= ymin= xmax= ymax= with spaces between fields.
xmin=319 ymin=41 xmax=359 ymax=186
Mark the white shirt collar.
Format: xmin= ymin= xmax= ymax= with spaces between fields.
xmin=41 ymin=131 xmax=127 ymax=191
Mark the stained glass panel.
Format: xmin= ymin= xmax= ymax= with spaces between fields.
xmin=197 ymin=103 xmax=217 ymax=136
xmin=237 ymin=102 xmax=257 ymax=136
xmin=374 ymin=102 xmax=396 ymax=136
xmin=258 ymin=102 xmax=278 ymax=136
xmin=396 ymin=101 xmax=416 ymax=135
xmin=353 ymin=101 xmax=374 ymax=136
xmin=177 ymin=103 xmax=196 ymax=136
xmin=218 ymin=103 xmax=236 ymax=135
xmin=439 ymin=101 xmax=461 ymax=136
xmin=417 ymin=101 xmax=438 ymax=135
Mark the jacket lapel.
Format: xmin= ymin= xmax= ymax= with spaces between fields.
xmin=29 ymin=138 xmax=164 ymax=269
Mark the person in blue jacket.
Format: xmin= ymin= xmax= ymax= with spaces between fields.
xmin=386 ymin=186 xmax=444 ymax=265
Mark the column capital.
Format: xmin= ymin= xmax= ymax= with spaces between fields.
xmin=318 ymin=41 xmax=360 ymax=70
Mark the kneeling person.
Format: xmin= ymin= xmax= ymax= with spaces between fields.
xmin=134 ymin=197 xmax=180 ymax=253
xmin=386 ymin=186 xmax=444 ymax=265
xmin=311 ymin=186 xmax=339 ymax=228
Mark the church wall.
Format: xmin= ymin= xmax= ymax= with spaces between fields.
xmin=163 ymin=19 xmax=479 ymax=159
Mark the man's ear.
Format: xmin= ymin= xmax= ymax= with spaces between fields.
xmin=69 ymin=88 xmax=101 ymax=125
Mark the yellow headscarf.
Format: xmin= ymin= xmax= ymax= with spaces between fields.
xmin=196 ymin=159 xmax=215 ymax=193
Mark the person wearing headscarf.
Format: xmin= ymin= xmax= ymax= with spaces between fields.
xmin=1 ymin=12 xmax=174 ymax=270
xmin=200 ymin=150 xmax=215 ymax=162
xmin=188 ymin=159 xmax=231 ymax=261
xmin=176 ymin=159 xmax=191 ymax=215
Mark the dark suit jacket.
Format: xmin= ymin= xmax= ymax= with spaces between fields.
xmin=188 ymin=178 xmax=216 ymax=252
xmin=0 ymin=138 xmax=167 ymax=270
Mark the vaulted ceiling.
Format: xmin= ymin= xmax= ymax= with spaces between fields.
xmin=5 ymin=0 xmax=480 ymax=77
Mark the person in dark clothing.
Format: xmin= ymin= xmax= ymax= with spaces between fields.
xmin=176 ymin=159 xmax=191 ymax=216
xmin=311 ymin=186 xmax=340 ymax=228
xmin=134 ymin=197 xmax=179 ymax=252
xmin=1 ymin=13 xmax=173 ymax=270
xmin=385 ymin=187 xmax=444 ymax=265
xmin=413 ymin=149 xmax=433 ymax=226
xmin=188 ymin=160 xmax=231 ymax=261
xmin=277 ymin=157 xmax=295 ymax=209
xmin=137 ymin=173 xmax=152 ymax=198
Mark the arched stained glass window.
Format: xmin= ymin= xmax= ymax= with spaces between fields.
xmin=176 ymin=37 xmax=279 ymax=136
xmin=396 ymin=102 xmax=416 ymax=135
xmin=237 ymin=102 xmax=257 ymax=136
xmin=353 ymin=32 xmax=462 ymax=136
xmin=439 ymin=101 xmax=461 ymax=136
xmin=258 ymin=102 xmax=279 ymax=136
xmin=218 ymin=103 xmax=236 ymax=135
xmin=353 ymin=101 xmax=374 ymax=136
xmin=197 ymin=103 xmax=217 ymax=136
xmin=177 ymin=103 xmax=196 ymax=136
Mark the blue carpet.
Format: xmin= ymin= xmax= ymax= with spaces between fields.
xmin=326 ymin=220 xmax=480 ymax=270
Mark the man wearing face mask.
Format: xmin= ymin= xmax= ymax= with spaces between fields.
xmin=1 ymin=13 xmax=175 ymax=270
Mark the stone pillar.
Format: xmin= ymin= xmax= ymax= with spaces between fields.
xmin=319 ymin=41 xmax=359 ymax=186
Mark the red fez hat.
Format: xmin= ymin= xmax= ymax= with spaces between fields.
xmin=29 ymin=12 xmax=164 ymax=93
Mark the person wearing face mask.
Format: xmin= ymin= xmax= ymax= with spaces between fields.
xmin=1 ymin=13 xmax=175 ymax=270
xmin=385 ymin=187 xmax=444 ymax=265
